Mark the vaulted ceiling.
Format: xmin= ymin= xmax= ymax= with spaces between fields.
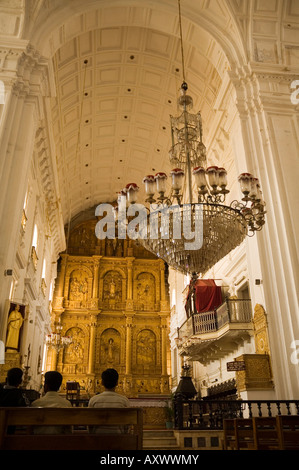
xmin=50 ymin=20 xmax=228 ymax=223
xmin=23 ymin=0 xmax=298 ymax=226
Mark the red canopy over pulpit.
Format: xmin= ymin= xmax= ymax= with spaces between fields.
xmin=193 ymin=279 xmax=222 ymax=313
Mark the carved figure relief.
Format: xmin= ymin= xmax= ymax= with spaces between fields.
xmin=64 ymin=327 xmax=85 ymax=364
xmin=136 ymin=329 xmax=156 ymax=365
xmin=103 ymin=271 xmax=122 ymax=301
xmin=100 ymin=328 xmax=120 ymax=366
xmin=135 ymin=379 xmax=160 ymax=394
xmin=69 ymin=270 xmax=89 ymax=301
xmin=136 ymin=273 xmax=155 ymax=306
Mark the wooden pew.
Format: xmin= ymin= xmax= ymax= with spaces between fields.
xmin=223 ymin=418 xmax=255 ymax=450
xmin=223 ymin=418 xmax=236 ymax=450
xmin=0 ymin=407 xmax=143 ymax=450
xmin=252 ymin=417 xmax=279 ymax=450
xmin=234 ymin=418 xmax=255 ymax=450
xmin=276 ymin=415 xmax=299 ymax=450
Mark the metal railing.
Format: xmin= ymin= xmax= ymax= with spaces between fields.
xmin=174 ymin=398 xmax=299 ymax=430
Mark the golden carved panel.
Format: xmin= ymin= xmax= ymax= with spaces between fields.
xmin=69 ymin=271 xmax=90 ymax=301
xmin=235 ymin=354 xmax=274 ymax=392
xmin=253 ymin=304 xmax=270 ymax=355
xmin=136 ymin=329 xmax=156 ymax=366
xmin=49 ymin=218 xmax=170 ymax=397
xmin=64 ymin=327 xmax=85 ymax=364
xmin=136 ymin=273 xmax=155 ymax=301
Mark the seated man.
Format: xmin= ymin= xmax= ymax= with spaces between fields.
xmin=0 ymin=368 xmax=28 ymax=407
xmin=88 ymin=368 xmax=130 ymax=434
xmin=31 ymin=371 xmax=72 ymax=434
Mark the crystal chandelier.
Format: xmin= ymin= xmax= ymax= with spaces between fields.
xmin=46 ymin=319 xmax=72 ymax=352
xmin=117 ymin=1 xmax=266 ymax=276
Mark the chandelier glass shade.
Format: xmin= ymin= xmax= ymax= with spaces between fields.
xmin=118 ymin=82 xmax=266 ymax=276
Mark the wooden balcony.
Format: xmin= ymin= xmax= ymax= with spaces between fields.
xmin=177 ymin=299 xmax=253 ymax=365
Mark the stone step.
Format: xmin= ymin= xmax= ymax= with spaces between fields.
xmin=143 ymin=430 xmax=175 ymax=438
xmin=142 ymin=429 xmax=180 ymax=450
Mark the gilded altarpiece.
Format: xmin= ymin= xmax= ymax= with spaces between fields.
xmin=48 ymin=219 xmax=171 ymax=398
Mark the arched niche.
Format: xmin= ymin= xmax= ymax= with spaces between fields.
xmin=102 ymin=270 xmax=123 ymax=302
xmin=99 ymin=267 xmax=126 ymax=303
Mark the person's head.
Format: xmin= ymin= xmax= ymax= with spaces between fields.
xmin=44 ymin=371 xmax=63 ymax=392
xmin=6 ymin=368 xmax=23 ymax=387
xmin=101 ymin=368 xmax=119 ymax=390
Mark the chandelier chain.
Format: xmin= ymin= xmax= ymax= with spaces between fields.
xmin=178 ymin=0 xmax=186 ymax=83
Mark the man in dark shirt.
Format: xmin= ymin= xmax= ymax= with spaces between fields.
xmin=0 ymin=367 xmax=27 ymax=406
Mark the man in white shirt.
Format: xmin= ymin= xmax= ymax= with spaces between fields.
xmin=31 ymin=371 xmax=72 ymax=408
xmin=88 ymin=368 xmax=130 ymax=433
xmin=31 ymin=371 xmax=72 ymax=434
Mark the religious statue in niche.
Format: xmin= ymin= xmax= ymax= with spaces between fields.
xmin=69 ymin=271 xmax=89 ymax=301
xmin=136 ymin=273 xmax=155 ymax=306
xmin=5 ymin=303 xmax=25 ymax=352
xmin=103 ymin=271 xmax=122 ymax=302
xmin=64 ymin=327 xmax=84 ymax=364
xmin=100 ymin=328 xmax=120 ymax=366
xmin=136 ymin=329 xmax=156 ymax=366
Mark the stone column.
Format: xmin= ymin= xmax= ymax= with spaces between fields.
xmin=88 ymin=315 xmax=97 ymax=375
xmin=161 ymin=321 xmax=168 ymax=377
xmin=92 ymin=257 xmax=100 ymax=299
xmin=160 ymin=318 xmax=170 ymax=393
xmin=125 ymin=316 xmax=133 ymax=375
xmin=49 ymin=347 xmax=58 ymax=371
xmin=57 ymin=256 xmax=67 ymax=297
xmin=126 ymin=258 xmax=134 ymax=310
xmin=160 ymin=260 xmax=166 ymax=301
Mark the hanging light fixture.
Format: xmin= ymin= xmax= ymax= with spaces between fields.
xmin=118 ymin=0 xmax=266 ymax=276
xmin=46 ymin=318 xmax=72 ymax=352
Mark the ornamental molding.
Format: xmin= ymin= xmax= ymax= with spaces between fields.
xmin=34 ymin=125 xmax=66 ymax=257
xmin=230 ymin=64 xmax=299 ymax=85
xmin=0 ymin=42 xmax=54 ymax=99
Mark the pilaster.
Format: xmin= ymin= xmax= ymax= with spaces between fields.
xmin=230 ymin=65 xmax=299 ymax=398
xmin=0 ymin=41 xmax=55 ymax=343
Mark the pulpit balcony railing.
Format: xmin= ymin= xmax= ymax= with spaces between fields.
xmin=178 ymin=299 xmax=252 ymax=340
